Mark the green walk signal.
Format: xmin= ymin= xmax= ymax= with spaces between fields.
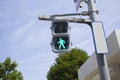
xmin=54 ymin=36 xmax=69 ymax=50
xmin=57 ymin=38 xmax=65 ymax=49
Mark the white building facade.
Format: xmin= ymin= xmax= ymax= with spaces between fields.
xmin=78 ymin=30 xmax=120 ymax=80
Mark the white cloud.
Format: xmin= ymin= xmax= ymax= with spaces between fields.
xmin=0 ymin=11 xmax=3 ymax=16
xmin=12 ymin=20 xmax=35 ymax=40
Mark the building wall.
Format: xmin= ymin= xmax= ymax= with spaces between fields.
xmin=78 ymin=30 xmax=120 ymax=80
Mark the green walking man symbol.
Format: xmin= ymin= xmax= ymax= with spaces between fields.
xmin=57 ymin=38 xmax=66 ymax=49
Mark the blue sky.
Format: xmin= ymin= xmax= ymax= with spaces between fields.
xmin=0 ymin=0 xmax=120 ymax=80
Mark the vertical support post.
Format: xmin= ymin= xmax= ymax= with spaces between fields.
xmin=87 ymin=0 xmax=111 ymax=80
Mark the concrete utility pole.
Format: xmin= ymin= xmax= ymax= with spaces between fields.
xmin=87 ymin=0 xmax=111 ymax=80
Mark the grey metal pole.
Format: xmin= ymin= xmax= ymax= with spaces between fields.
xmin=87 ymin=0 xmax=111 ymax=80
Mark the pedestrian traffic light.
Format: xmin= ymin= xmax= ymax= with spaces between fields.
xmin=51 ymin=20 xmax=71 ymax=53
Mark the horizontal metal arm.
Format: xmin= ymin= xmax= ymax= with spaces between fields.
xmin=38 ymin=15 xmax=91 ymax=24
xmin=50 ymin=11 xmax=89 ymax=17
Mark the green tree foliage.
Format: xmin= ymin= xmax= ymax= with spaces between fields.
xmin=0 ymin=57 xmax=23 ymax=80
xmin=47 ymin=48 xmax=89 ymax=80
